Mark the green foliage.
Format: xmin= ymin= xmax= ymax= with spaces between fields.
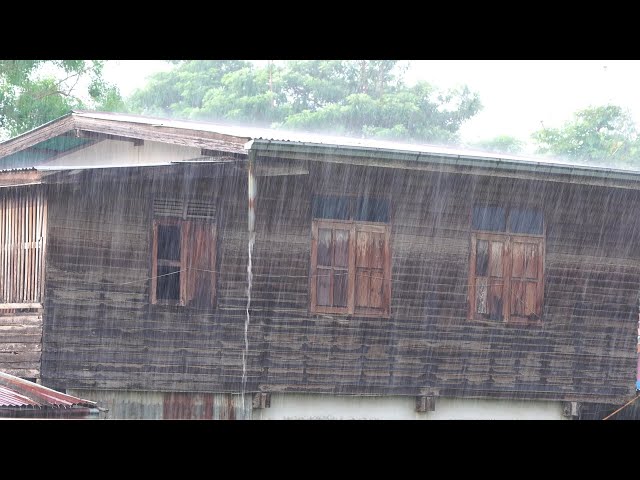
xmin=0 ymin=60 xmax=124 ymax=139
xmin=474 ymin=135 xmax=525 ymax=155
xmin=129 ymin=60 xmax=481 ymax=144
xmin=532 ymin=105 xmax=640 ymax=167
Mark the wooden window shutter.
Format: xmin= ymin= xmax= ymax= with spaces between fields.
xmin=185 ymin=221 xmax=217 ymax=308
xmin=509 ymin=238 xmax=544 ymax=322
xmin=151 ymin=219 xmax=216 ymax=307
xmin=151 ymin=195 xmax=217 ymax=307
xmin=310 ymin=221 xmax=354 ymax=314
xmin=151 ymin=222 xmax=159 ymax=305
xmin=469 ymin=233 xmax=509 ymax=321
xmin=470 ymin=232 xmax=544 ymax=323
xmin=354 ymin=224 xmax=390 ymax=316
xmin=311 ymin=220 xmax=390 ymax=316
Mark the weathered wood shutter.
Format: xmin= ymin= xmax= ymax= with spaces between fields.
xmin=509 ymin=238 xmax=544 ymax=321
xmin=470 ymin=233 xmax=509 ymax=321
xmin=354 ymin=224 xmax=390 ymax=316
xmin=311 ymin=220 xmax=390 ymax=316
xmin=470 ymin=233 xmax=543 ymax=322
xmin=310 ymin=221 xmax=355 ymax=314
xmin=151 ymin=197 xmax=217 ymax=307
xmin=185 ymin=221 xmax=216 ymax=307
xmin=0 ymin=188 xmax=46 ymax=306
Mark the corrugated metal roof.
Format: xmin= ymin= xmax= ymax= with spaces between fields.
xmin=78 ymin=111 xmax=546 ymax=161
xmin=73 ymin=110 xmax=640 ymax=175
xmin=5 ymin=110 xmax=640 ymax=183
xmin=0 ymin=385 xmax=39 ymax=407
xmin=36 ymin=162 xmax=173 ymax=171
xmin=35 ymin=155 xmax=239 ymax=171
xmin=0 ymin=371 xmax=97 ymax=409
xmin=0 ymin=167 xmax=36 ymax=173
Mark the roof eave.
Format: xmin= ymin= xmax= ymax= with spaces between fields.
xmin=0 ymin=111 xmax=251 ymax=161
xmin=0 ymin=114 xmax=76 ymax=159
xmin=249 ymin=139 xmax=640 ymax=190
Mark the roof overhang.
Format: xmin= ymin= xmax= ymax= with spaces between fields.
xmin=4 ymin=111 xmax=640 ymax=191
xmin=0 ymin=168 xmax=43 ymax=188
xmin=248 ymin=139 xmax=640 ymax=191
xmin=0 ymin=111 xmax=251 ymax=169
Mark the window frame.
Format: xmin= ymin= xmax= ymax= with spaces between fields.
xmin=468 ymin=204 xmax=545 ymax=325
xmin=151 ymin=217 xmax=217 ymax=307
xmin=310 ymin=219 xmax=356 ymax=315
xmin=310 ymin=218 xmax=391 ymax=318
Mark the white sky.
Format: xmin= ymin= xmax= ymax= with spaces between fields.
xmin=103 ymin=60 xmax=640 ymax=151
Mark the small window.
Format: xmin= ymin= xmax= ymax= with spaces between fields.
xmin=312 ymin=195 xmax=351 ymax=220
xmin=469 ymin=205 xmax=544 ymax=324
xmin=313 ymin=195 xmax=390 ymax=223
xmin=472 ymin=205 xmax=543 ymax=235
xmin=310 ymin=195 xmax=391 ymax=317
xmin=151 ymin=219 xmax=217 ymax=307
xmin=508 ymin=208 xmax=543 ymax=235
xmin=355 ymin=197 xmax=390 ymax=222
xmin=472 ymin=206 xmax=506 ymax=232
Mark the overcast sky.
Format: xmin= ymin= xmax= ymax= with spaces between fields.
xmin=103 ymin=60 xmax=640 ymax=152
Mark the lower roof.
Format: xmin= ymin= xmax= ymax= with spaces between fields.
xmin=0 ymin=371 xmax=97 ymax=409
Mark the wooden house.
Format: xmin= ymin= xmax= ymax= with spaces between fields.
xmin=0 ymin=111 xmax=638 ymax=419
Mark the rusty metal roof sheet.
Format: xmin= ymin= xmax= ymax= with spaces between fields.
xmin=0 ymin=371 xmax=97 ymax=409
xmin=5 ymin=111 xmax=640 ymax=186
xmin=0 ymin=167 xmax=37 ymax=173
xmin=72 ymin=111 xmax=640 ymax=176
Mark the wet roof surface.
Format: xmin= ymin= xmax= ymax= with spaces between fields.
xmin=3 ymin=110 xmax=640 ymax=180
xmin=0 ymin=371 xmax=96 ymax=408
xmin=73 ymin=111 xmax=640 ymax=175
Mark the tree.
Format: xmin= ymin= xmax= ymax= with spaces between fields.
xmin=473 ymin=135 xmax=525 ymax=155
xmin=0 ymin=60 xmax=124 ymax=140
xmin=129 ymin=60 xmax=482 ymax=144
xmin=532 ymin=105 xmax=640 ymax=167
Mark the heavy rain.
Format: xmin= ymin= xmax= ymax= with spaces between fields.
xmin=0 ymin=60 xmax=639 ymax=421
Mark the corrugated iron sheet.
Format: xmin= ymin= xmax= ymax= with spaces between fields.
xmin=0 ymin=371 xmax=96 ymax=408
xmin=72 ymin=110 xmax=640 ymax=173
xmin=0 ymin=167 xmax=37 ymax=173
xmin=7 ymin=110 xmax=640 ymax=182
xmin=0 ymin=385 xmax=39 ymax=407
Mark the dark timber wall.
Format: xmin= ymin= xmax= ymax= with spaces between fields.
xmin=41 ymin=165 xmax=260 ymax=393
xmin=252 ymin=162 xmax=639 ymax=403
xmin=41 ymin=161 xmax=640 ymax=404
xmin=0 ymin=310 xmax=42 ymax=380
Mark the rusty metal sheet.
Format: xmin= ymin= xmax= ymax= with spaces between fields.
xmin=0 ymin=385 xmax=39 ymax=407
xmin=0 ymin=371 xmax=96 ymax=408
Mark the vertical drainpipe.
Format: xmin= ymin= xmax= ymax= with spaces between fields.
xmin=242 ymin=147 xmax=257 ymax=419
xmin=248 ymin=149 xmax=257 ymax=238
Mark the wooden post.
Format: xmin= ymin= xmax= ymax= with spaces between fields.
xmin=252 ymin=392 xmax=271 ymax=409
xmin=562 ymin=401 xmax=581 ymax=419
xmin=415 ymin=396 xmax=436 ymax=413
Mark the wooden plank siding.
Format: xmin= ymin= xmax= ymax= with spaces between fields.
xmin=0 ymin=311 xmax=42 ymax=379
xmin=41 ymin=166 xmax=262 ymax=393
xmin=40 ymin=161 xmax=640 ymax=404
xmin=252 ymin=164 xmax=639 ymax=403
